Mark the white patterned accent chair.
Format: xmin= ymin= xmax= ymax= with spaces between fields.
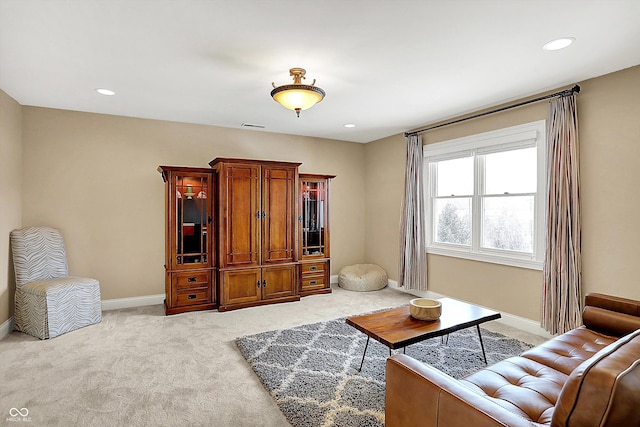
xmin=10 ymin=227 xmax=102 ymax=339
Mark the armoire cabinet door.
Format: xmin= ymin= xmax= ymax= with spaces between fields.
xmin=262 ymin=166 xmax=297 ymax=265
xmin=221 ymin=268 xmax=261 ymax=306
xmin=170 ymin=172 xmax=213 ymax=269
xmin=220 ymin=163 xmax=261 ymax=269
xmin=262 ymin=265 xmax=296 ymax=300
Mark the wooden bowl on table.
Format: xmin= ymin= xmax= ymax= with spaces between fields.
xmin=409 ymin=298 xmax=442 ymax=321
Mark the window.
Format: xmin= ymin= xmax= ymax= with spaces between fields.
xmin=424 ymin=120 xmax=546 ymax=270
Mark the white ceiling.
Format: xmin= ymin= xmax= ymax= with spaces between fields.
xmin=1 ymin=1 xmax=639 ymax=143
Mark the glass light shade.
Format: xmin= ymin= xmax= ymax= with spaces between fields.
xmin=271 ymin=68 xmax=325 ymax=117
xmin=272 ymin=86 xmax=324 ymax=111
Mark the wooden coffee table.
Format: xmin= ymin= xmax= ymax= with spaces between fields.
xmin=346 ymin=298 xmax=501 ymax=371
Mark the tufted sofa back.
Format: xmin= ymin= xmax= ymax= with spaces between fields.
xmin=10 ymin=227 xmax=69 ymax=287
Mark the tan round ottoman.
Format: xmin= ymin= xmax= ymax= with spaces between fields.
xmin=338 ymin=264 xmax=388 ymax=292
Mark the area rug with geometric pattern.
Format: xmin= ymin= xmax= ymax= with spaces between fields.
xmin=236 ymin=313 xmax=533 ymax=427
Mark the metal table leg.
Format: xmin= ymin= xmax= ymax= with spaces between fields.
xmin=357 ymin=336 xmax=370 ymax=372
xmin=476 ymin=324 xmax=488 ymax=364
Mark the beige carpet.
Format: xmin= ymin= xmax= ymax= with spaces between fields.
xmin=0 ymin=285 xmax=546 ymax=426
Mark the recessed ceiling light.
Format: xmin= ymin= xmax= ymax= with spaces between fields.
xmin=543 ymin=37 xmax=575 ymax=51
xmin=344 ymin=123 xmax=356 ymax=128
xmin=96 ymin=88 xmax=115 ymax=96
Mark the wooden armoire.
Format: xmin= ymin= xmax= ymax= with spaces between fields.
xmin=299 ymin=174 xmax=335 ymax=296
xmin=158 ymin=166 xmax=217 ymax=315
xmin=159 ymin=158 xmax=335 ymax=314
xmin=209 ymin=158 xmax=301 ymax=311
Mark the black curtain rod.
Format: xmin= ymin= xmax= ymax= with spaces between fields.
xmin=404 ymin=84 xmax=581 ymax=138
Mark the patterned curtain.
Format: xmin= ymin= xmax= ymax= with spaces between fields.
xmin=542 ymin=94 xmax=582 ymax=334
xmin=398 ymin=135 xmax=427 ymax=291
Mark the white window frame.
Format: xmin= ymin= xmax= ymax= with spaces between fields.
xmin=423 ymin=120 xmax=546 ymax=270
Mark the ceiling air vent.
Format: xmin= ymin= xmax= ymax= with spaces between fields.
xmin=241 ymin=123 xmax=265 ymax=129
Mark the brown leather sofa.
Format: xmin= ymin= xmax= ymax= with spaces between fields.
xmin=386 ymin=293 xmax=640 ymax=427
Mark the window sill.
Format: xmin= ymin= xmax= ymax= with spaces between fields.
xmin=426 ymin=246 xmax=543 ymax=271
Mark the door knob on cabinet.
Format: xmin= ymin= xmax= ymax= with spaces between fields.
xmin=263 ymin=280 xmax=267 ymax=288
xmin=261 ymin=211 xmax=266 ymax=219
xmin=257 ymin=280 xmax=261 ymax=288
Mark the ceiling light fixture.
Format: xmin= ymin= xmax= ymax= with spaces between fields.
xmin=543 ymin=37 xmax=575 ymax=51
xmin=96 ymin=88 xmax=115 ymax=96
xmin=344 ymin=123 xmax=356 ymax=128
xmin=271 ymin=68 xmax=325 ymax=118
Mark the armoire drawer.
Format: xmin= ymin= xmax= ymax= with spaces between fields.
xmin=173 ymin=271 xmax=210 ymax=290
xmin=301 ymin=261 xmax=326 ymax=276
xmin=301 ymin=274 xmax=325 ymax=290
xmin=175 ymin=288 xmax=210 ymax=306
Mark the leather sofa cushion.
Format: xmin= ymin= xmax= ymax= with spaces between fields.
xmin=585 ymin=293 xmax=640 ymax=317
xmin=584 ymin=293 xmax=640 ymax=337
xmin=460 ymin=357 xmax=566 ymax=424
xmin=552 ymin=330 xmax=640 ymax=427
xmin=520 ymin=327 xmax=616 ymax=375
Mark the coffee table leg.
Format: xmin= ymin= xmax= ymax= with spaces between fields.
xmin=476 ymin=325 xmax=488 ymax=364
xmin=357 ymin=337 xmax=370 ymax=372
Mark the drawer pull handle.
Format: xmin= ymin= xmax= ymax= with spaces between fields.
xmin=188 ymin=277 xmax=197 ymax=282
xmin=188 ymin=294 xmax=196 ymax=299
xmin=310 ymin=281 xmax=317 ymax=285
xmin=310 ymin=266 xmax=317 ymax=271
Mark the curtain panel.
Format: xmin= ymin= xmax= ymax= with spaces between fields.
xmin=398 ymin=135 xmax=427 ymax=291
xmin=542 ymin=94 xmax=582 ymax=334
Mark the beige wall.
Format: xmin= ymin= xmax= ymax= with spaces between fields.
xmin=21 ymin=108 xmax=366 ymax=300
xmin=365 ymin=64 xmax=640 ymax=322
xmin=579 ymin=66 xmax=640 ymax=298
xmin=0 ymin=89 xmax=22 ymax=325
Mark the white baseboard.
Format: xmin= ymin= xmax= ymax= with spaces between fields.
xmin=386 ymin=280 xmax=552 ymax=339
xmin=0 ymin=316 xmax=15 ymax=341
xmin=330 ymin=274 xmax=338 ymax=284
xmin=101 ymin=294 xmax=165 ymax=311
